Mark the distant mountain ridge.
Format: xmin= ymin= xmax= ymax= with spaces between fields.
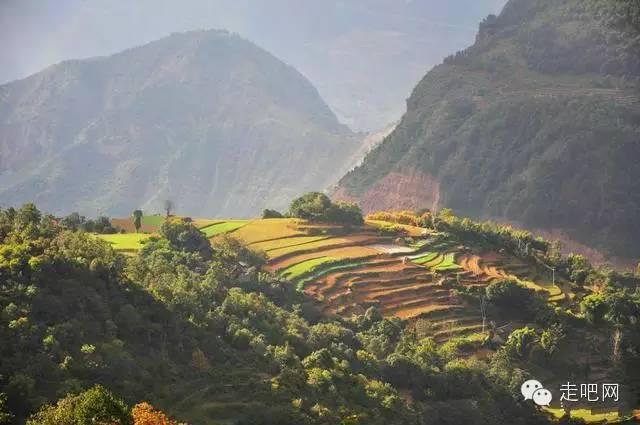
xmin=0 ymin=0 xmax=508 ymax=132
xmin=336 ymin=0 xmax=640 ymax=260
xmin=0 ymin=30 xmax=363 ymax=217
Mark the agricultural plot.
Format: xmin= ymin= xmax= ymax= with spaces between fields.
xmin=267 ymin=235 xmax=379 ymax=260
xmin=411 ymin=251 xmax=462 ymax=271
xmin=111 ymin=215 xmax=165 ymax=233
xmin=279 ymin=257 xmax=338 ymax=280
xmin=203 ymin=217 xmax=575 ymax=346
xmin=368 ymin=244 xmax=416 ymax=254
xmin=434 ymin=253 xmax=461 ymax=271
xmin=411 ymin=252 xmax=439 ymax=264
xmin=251 ymin=236 xmax=331 ymax=252
xmin=258 ymin=224 xmax=487 ymax=327
xmin=201 ymin=220 xmax=250 ymax=237
xmin=295 ymin=260 xmax=373 ymax=289
xmin=96 ymin=233 xmax=152 ymax=252
xmin=192 ymin=219 xmax=222 ymax=228
xmin=268 ymin=246 xmax=381 ymax=271
xmin=232 ymin=219 xmax=305 ymax=244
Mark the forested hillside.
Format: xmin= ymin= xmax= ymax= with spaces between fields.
xmin=0 ymin=204 xmax=558 ymax=425
xmin=3 ymin=200 xmax=640 ymax=424
xmin=336 ymin=0 xmax=640 ymax=260
xmin=0 ymin=30 xmax=362 ymax=218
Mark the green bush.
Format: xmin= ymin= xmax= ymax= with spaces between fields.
xmin=288 ymin=192 xmax=363 ymax=225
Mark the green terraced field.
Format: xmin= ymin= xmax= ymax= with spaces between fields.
xmin=297 ymin=260 xmax=372 ymax=287
xmin=251 ymin=236 xmax=331 ymax=252
xmin=280 ymin=256 xmax=338 ymax=280
xmin=412 ymin=251 xmax=461 ymax=271
xmin=267 ymin=237 xmax=367 ymax=258
xmin=96 ymin=233 xmax=151 ymax=251
xmin=201 ymin=221 xmax=250 ymax=237
xmin=434 ymin=253 xmax=461 ymax=271
xmin=412 ymin=252 xmax=439 ymax=265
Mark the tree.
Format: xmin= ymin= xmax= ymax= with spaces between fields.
xmin=580 ymin=293 xmax=609 ymax=325
xmin=132 ymin=210 xmax=143 ymax=233
xmin=93 ymin=216 xmax=117 ymax=234
xmin=160 ymin=217 xmax=213 ymax=258
xmin=132 ymin=402 xmax=180 ymax=425
xmin=262 ymin=209 xmax=283 ymax=219
xmin=191 ymin=348 xmax=211 ymax=372
xmin=26 ymin=385 xmax=132 ymax=425
xmin=163 ymin=200 xmax=174 ymax=218
xmin=60 ymin=212 xmax=86 ymax=231
xmin=288 ymin=192 xmax=332 ymax=221
xmin=0 ymin=394 xmax=13 ymax=425
xmin=288 ymin=192 xmax=363 ymax=225
xmin=327 ymin=201 xmax=364 ymax=226
xmin=485 ymin=279 xmax=540 ymax=320
xmin=504 ymin=327 xmax=538 ymax=359
xmin=540 ymin=324 xmax=565 ymax=356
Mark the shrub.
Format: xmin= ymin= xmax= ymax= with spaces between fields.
xmin=262 ymin=209 xmax=284 ymax=219
xmin=485 ymin=279 xmax=542 ymax=320
xmin=27 ymin=386 xmax=131 ymax=425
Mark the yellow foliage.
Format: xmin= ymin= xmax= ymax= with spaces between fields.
xmin=190 ymin=348 xmax=211 ymax=372
xmin=132 ymin=402 xmax=182 ymax=425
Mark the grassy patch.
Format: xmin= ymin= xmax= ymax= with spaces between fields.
xmin=201 ymin=221 xmax=250 ymax=237
xmin=544 ymin=408 xmax=620 ymax=423
xmin=96 ymin=234 xmax=151 ymax=252
xmin=520 ymin=280 xmax=563 ymax=299
xmin=141 ymin=215 xmax=165 ymax=228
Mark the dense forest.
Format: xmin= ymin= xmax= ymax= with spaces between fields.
xmin=2 ymin=202 xmax=640 ymax=424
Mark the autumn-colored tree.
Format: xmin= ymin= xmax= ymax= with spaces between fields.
xmin=132 ymin=403 xmax=181 ymax=425
xmin=190 ymin=348 xmax=211 ymax=372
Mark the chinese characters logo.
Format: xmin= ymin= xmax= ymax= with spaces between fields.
xmin=559 ymin=382 xmax=619 ymax=405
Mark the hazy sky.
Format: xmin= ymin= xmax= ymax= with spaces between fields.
xmin=0 ymin=0 xmax=508 ymax=130
xmin=0 ymin=0 xmax=507 ymax=83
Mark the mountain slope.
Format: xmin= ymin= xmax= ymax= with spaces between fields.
xmin=0 ymin=30 xmax=361 ymax=217
xmin=336 ymin=0 xmax=640 ymax=260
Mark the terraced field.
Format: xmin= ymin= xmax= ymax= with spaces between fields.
xmin=248 ymin=219 xmax=575 ymax=344
xmin=103 ymin=216 xmax=568 ymax=344
xmin=247 ymin=222 xmax=493 ymax=341
xmin=200 ymin=220 xmax=250 ymax=237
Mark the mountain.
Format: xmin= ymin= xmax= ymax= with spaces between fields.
xmin=0 ymin=0 xmax=508 ymax=131
xmin=0 ymin=30 xmax=362 ymax=218
xmin=335 ymin=0 xmax=640 ymax=260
